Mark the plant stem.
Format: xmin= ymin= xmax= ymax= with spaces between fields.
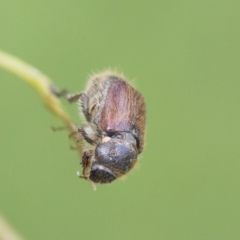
xmin=0 ymin=51 xmax=87 ymax=238
xmin=0 ymin=215 xmax=24 ymax=240
xmin=0 ymin=50 xmax=83 ymax=156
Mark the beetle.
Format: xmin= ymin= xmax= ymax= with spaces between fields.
xmin=67 ymin=71 xmax=146 ymax=185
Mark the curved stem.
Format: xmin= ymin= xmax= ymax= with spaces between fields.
xmin=0 ymin=50 xmax=83 ymax=156
xmin=0 ymin=51 xmax=87 ymax=238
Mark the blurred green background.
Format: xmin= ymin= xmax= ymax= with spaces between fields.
xmin=0 ymin=1 xmax=240 ymax=239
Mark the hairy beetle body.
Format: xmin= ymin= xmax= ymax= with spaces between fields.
xmin=74 ymin=71 xmax=146 ymax=184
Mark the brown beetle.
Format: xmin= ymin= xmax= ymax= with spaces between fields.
xmin=68 ymin=71 xmax=146 ymax=185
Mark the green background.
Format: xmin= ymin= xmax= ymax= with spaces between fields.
xmin=0 ymin=1 xmax=240 ymax=239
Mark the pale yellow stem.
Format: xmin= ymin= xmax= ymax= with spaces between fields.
xmin=0 ymin=50 xmax=83 ymax=156
xmin=0 ymin=215 xmax=24 ymax=240
xmin=0 ymin=51 xmax=86 ymax=239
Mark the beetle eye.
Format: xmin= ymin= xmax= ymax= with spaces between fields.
xmin=106 ymin=131 xmax=123 ymax=139
xmin=112 ymin=133 xmax=122 ymax=139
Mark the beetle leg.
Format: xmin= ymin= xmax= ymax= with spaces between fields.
xmin=51 ymin=125 xmax=67 ymax=132
xmin=50 ymin=85 xmax=83 ymax=103
xmin=81 ymin=150 xmax=92 ymax=167
xmin=65 ymin=93 xmax=82 ymax=103
xmin=78 ymin=127 xmax=96 ymax=145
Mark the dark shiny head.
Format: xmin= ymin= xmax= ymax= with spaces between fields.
xmin=89 ymin=135 xmax=138 ymax=184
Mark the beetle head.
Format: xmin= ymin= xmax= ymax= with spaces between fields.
xmin=89 ymin=132 xmax=138 ymax=184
